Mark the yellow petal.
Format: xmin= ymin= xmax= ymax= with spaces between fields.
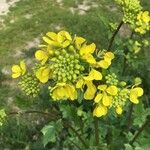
xmin=43 ymin=36 xmax=54 ymax=45
xmin=132 ymin=87 xmax=144 ymax=97
xmin=65 ymin=84 xmax=77 ymax=100
xmin=12 ymin=65 xmax=21 ymax=73
xmin=97 ymin=60 xmax=111 ymax=69
xmin=76 ymin=78 xmax=84 ymax=89
xmin=94 ymin=93 xmax=103 ymax=103
xmin=129 ymin=87 xmax=144 ymax=104
xmin=75 ymin=36 xmax=86 ymax=49
xmin=106 ymin=86 xmax=118 ymax=96
xmin=46 ymin=32 xmax=57 ymax=41
xmin=36 ymin=67 xmax=50 ymax=83
xmin=84 ymin=81 xmax=96 ymax=100
xmin=98 ymin=85 xmax=107 ymax=91
xmin=116 ymin=106 xmax=123 ymax=115
xmin=82 ymin=54 xmax=96 ymax=64
xmin=93 ymin=106 xmax=107 ymax=117
xmin=130 ymin=95 xmax=139 ymax=104
xmin=102 ymin=94 xmax=112 ymax=106
xmin=64 ymin=31 xmax=72 ymax=41
xmin=20 ymin=60 xmax=26 ymax=75
xmin=12 ymin=72 xmax=21 ymax=78
xmin=104 ymin=52 xmax=115 ymax=60
xmin=84 ymin=69 xmax=102 ymax=81
xmin=80 ymin=43 xmax=96 ymax=56
xmin=35 ymin=50 xmax=48 ymax=60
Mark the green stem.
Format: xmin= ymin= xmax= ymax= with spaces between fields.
xmin=126 ymin=104 xmax=133 ymax=132
xmin=94 ymin=118 xmax=100 ymax=147
xmin=108 ymin=21 xmax=124 ymax=50
xmin=69 ymin=140 xmax=82 ymax=150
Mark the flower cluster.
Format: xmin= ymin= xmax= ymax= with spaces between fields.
xmin=93 ymin=74 xmax=143 ymax=117
xmin=135 ymin=11 xmax=150 ymax=34
xmin=115 ymin=0 xmax=142 ymax=25
xmin=11 ymin=31 xmax=144 ymax=117
xmin=18 ymin=73 xmax=40 ymax=97
xmin=115 ymin=0 xmax=150 ymax=34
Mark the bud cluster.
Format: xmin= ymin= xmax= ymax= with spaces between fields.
xmin=112 ymin=88 xmax=130 ymax=108
xmin=115 ymin=0 xmax=142 ymax=25
xmin=50 ymin=48 xmax=84 ymax=83
xmin=105 ymin=73 xmax=118 ymax=86
xmin=18 ymin=73 xmax=40 ymax=97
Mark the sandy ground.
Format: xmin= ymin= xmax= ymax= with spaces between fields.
xmin=0 ymin=0 xmax=20 ymax=15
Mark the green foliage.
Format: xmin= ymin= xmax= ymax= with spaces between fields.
xmin=133 ymin=101 xmax=150 ymax=127
xmin=41 ymin=119 xmax=63 ymax=147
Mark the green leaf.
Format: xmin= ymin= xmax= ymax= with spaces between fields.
xmin=124 ymin=144 xmax=133 ymax=150
xmin=133 ymin=101 xmax=149 ymax=127
xmin=41 ymin=124 xmax=56 ymax=147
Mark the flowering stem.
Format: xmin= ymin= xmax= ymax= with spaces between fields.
xmin=129 ymin=118 xmax=150 ymax=145
xmin=108 ymin=21 xmax=124 ymax=50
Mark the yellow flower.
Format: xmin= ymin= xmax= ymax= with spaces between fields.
xmin=12 ymin=60 xmax=26 ymax=78
xmin=76 ymin=79 xmax=96 ymax=100
xmin=94 ymin=85 xmax=118 ymax=106
xmin=43 ymin=31 xmax=72 ymax=48
xmin=51 ymin=83 xmax=77 ymax=100
xmin=135 ymin=11 xmax=150 ymax=34
xmin=129 ymin=87 xmax=144 ymax=104
xmin=36 ymin=67 xmax=51 ymax=83
xmin=43 ymin=32 xmax=59 ymax=47
xmin=76 ymin=69 xmax=102 ymax=100
xmin=57 ymin=31 xmax=72 ymax=48
xmin=93 ymin=105 xmax=107 ymax=117
xmin=97 ymin=52 xmax=115 ymax=69
xmin=35 ymin=50 xmax=49 ymax=64
xmin=80 ymin=43 xmax=96 ymax=64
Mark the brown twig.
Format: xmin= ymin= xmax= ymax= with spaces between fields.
xmin=108 ymin=21 xmax=124 ymax=50
xmin=8 ymin=110 xmax=59 ymax=120
xmin=129 ymin=118 xmax=150 ymax=145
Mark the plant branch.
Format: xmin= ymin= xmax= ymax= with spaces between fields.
xmin=126 ymin=103 xmax=133 ymax=132
xmin=64 ymin=122 xmax=88 ymax=149
xmin=129 ymin=118 xmax=150 ymax=145
xmin=108 ymin=21 xmax=124 ymax=50
xmin=69 ymin=140 xmax=82 ymax=150
xmin=8 ymin=110 xmax=59 ymax=120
